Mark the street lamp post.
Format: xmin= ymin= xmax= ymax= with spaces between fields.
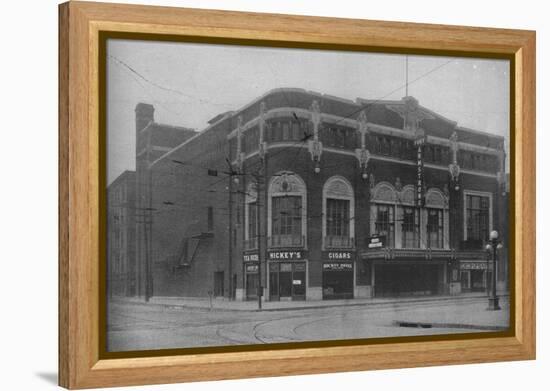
xmin=485 ymin=230 xmax=503 ymax=311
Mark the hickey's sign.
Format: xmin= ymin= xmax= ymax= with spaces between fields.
xmin=268 ymin=250 xmax=305 ymax=260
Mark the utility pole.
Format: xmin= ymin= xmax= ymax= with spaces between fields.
xmin=228 ymin=172 xmax=233 ymax=300
xmin=252 ymin=152 xmax=269 ymax=310
xmin=144 ymin=126 xmax=153 ymax=302
xmin=262 ymin=154 xmax=269 ymax=308
xmin=256 ymin=179 xmax=262 ymax=310
xmin=255 ymin=166 xmax=263 ymax=310
xmin=405 ymin=55 xmax=409 ymax=96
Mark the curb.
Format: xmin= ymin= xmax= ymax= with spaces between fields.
xmin=111 ymin=294 xmax=508 ymax=313
xmin=393 ymin=320 xmax=509 ymax=331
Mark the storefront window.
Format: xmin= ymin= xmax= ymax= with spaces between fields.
xmin=375 ymin=204 xmax=394 ymax=247
xmin=402 ymin=207 xmax=420 ymax=248
xmin=427 ymin=208 xmax=443 ymax=248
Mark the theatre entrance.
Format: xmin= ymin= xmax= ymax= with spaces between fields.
xmin=373 ymin=262 xmax=444 ymax=297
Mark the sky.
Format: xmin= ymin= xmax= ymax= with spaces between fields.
xmin=107 ymin=39 xmax=510 ymax=184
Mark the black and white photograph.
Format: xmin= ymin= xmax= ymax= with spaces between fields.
xmin=105 ymin=38 xmax=510 ymax=352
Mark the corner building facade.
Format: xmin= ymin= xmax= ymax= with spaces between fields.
xmin=135 ymin=88 xmax=508 ymax=302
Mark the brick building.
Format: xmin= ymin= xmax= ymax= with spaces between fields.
xmin=133 ymin=103 xmax=197 ymax=299
xmin=131 ymin=88 xmax=508 ymax=302
xmin=107 ymin=170 xmax=136 ymax=297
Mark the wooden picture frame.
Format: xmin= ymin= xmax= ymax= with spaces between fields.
xmin=59 ymin=1 xmax=536 ymax=389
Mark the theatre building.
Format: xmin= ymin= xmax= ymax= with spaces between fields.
xmin=132 ymin=88 xmax=508 ymax=301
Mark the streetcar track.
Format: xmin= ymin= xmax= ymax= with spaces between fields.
xmin=108 ymin=296 xmax=499 ymax=348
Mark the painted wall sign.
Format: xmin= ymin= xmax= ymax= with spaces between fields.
xmin=268 ymin=250 xmax=306 ymax=260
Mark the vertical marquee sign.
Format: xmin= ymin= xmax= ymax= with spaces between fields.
xmin=414 ymin=132 xmax=427 ymax=207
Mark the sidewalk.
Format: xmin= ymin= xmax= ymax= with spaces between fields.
xmin=111 ymin=291 xmax=509 ymax=313
xmin=393 ymin=297 xmax=510 ymax=330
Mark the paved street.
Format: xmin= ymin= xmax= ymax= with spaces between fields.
xmin=107 ymin=296 xmax=509 ymax=352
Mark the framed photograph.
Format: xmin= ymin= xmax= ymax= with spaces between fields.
xmin=59 ymin=1 xmax=535 ymax=389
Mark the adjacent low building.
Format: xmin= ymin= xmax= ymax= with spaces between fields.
xmin=107 ymin=170 xmax=136 ymax=297
xmin=126 ymin=88 xmax=508 ymax=302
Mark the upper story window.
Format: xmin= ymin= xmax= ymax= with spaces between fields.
xmin=323 ymin=176 xmax=354 ymax=249
xmin=321 ymin=125 xmax=357 ymax=149
xmin=465 ymin=193 xmax=491 ymax=242
xmin=247 ymin=202 xmax=257 ymax=238
xmin=207 ymin=206 xmax=214 ymax=232
xmin=241 ymin=127 xmax=259 ymax=154
xmin=370 ymin=182 xmax=398 ymax=247
xmin=369 ymin=135 xmax=419 ymax=160
xmin=374 ymin=204 xmax=395 ymax=247
xmin=326 ymin=199 xmax=350 ymax=237
xmin=268 ymin=172 xmax=307 ymax=248
xmin=401 ymin=206 xmax=420 ymax=248
xmin=425 ymin=144 xmax=446 ymax=164
xmin=427 ymin=208 xmax=444 ymax=248
xmin=459 ymin=151 xmax=497 ymax=172
xmin=244 ymin=183 xmax=258 ymax=250
xmin=229 ymin=138 xmax=237 ymax=161
xmin=267 ymin=119 xmax=309 ymax=143
xmin=425 ymin=188 xmax=448 ymax=249
xmin=272 ymin=196 xmax=302 ymax=236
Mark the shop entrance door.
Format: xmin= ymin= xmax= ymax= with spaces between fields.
xmin=213 ymin=271 xmax=224 ymax=297
xmin=245 ymin=263 xmax=259 ymax=300
xmin=246 ymin=272 xmax=258 ymax=300
xmin=470 ymin=269 xmax=486 ymax=292
xmin=460 ymin=270 xmax=471 ymax=291
xmin=269 ymin=263 xmax=279 ymax=301
xmin=292 ymin=263 xmax=306 ymax=300
xmin=269 ymin=262 xmax=306 ymax=301
xmin=279 ymin=263 xmax=293 ymax=300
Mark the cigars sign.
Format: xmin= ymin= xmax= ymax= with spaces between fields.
xmin=322 ymin=251 xmax=355 ymax=260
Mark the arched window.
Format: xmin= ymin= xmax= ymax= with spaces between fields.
xmin=268 ymin=172 xmax=307 ymax=248
xmin=398 ymin=185 xmax=419 ymax=248
xmin=370 ymin=182 xmax=397 ymax=247
xmin=323 ymin=176 xmax=354 ymax=249
xmin=425 ymin=188 xmax=448 ymax=249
